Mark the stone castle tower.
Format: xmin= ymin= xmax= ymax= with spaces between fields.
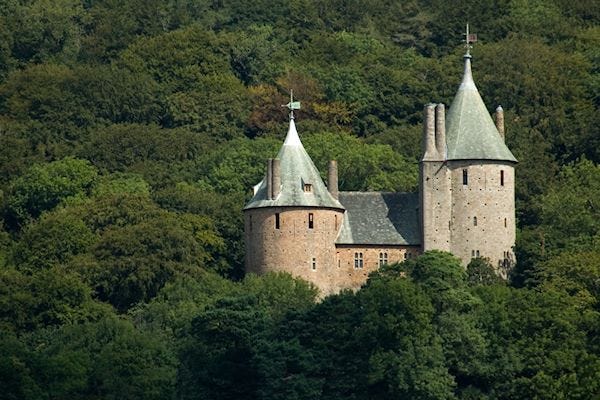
xmin=244 ymin=48 xmax=517 ymax=293
xmin=420 ymin=53 xmax=517 ymax=275
xmin=243 ymin=114 xmax=347 ymax=294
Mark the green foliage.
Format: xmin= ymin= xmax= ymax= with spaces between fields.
xmin=12 ymin=210 xmax=95 ymax=271
xmin=0 ymin=2 xmax=598 ymax=399
xmin=3 ymin=157 xmax=97 ymax=228
xmin=466 ymin=257 xmax=505 ymax=286
xmin=304 ymin=131 xmax=418 ymax=191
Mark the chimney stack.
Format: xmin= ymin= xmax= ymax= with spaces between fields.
xmin=328 ymin=160 xmax=339 ymax=200
xmin=495 ymin=105 xmax=505 ymax=141
xmin=271 ymin=158 xmax=281 ymax=199
xmin=435 ymin=103 xmax=446 ymax=158
xmin=266 ymin=159 xmax=273 ymax=200
xmin=422 ymin=104 xmax=438 ymax=160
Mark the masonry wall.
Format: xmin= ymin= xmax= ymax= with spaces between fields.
xmin=334 ymin=245 xmax=420 ymax=291
xmin=447 ymin=160 xmax=516 ymax=276
xmin=244 ymin=207 xmax=345 ymax=295
xmin=420 ymin=160 xmax=451 ymax=252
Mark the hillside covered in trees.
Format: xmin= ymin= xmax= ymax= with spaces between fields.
xmin=0 ymin=1 xmax=599 ymax=399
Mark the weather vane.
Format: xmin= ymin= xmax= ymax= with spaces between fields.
xmin=462 ymin=23 xmax=477 ymax=56
xmin=282 ymin=90 xmax=301 ymax=119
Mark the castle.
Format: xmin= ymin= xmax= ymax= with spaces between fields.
xmin=243 ymin=49 xmax=517 ymax=295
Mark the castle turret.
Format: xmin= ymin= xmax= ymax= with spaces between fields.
xmin=421 ymin=28 xmax=517 ymax=275
xmin=244 ymin=105 xmax=345 ymax=294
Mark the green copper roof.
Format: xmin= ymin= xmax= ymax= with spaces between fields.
xmin=445 ymin=56 xmax=517 ymax=162
xmin=336 ymin=192 xmax=420 ymax=245
xmin=244 ymin=119 xmax=344 ymax=210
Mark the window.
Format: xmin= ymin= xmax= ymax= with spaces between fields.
xmin=500 ymin=170 xmax=505 ymax=186
xmin=249 ymin=215 xmax=252 ymax=232
xmin=275 ymin=213 xmax=280 ymax=229
xmin=304 ymin=183 xmax=312 ymax=192
xmin=354 ymin=252 xmax=363 ymax=269
xmin=379 ymin=252 xmax=388 ymax=267
xmin=462 ymin=169 xmax=468 ymax=185
xmin=311 ymin=257 xmax=317 ymax=270
xmin=504 ymin=218 xmax=507 ymax=228
xmin=404 ymin=252 xmax=408 ymax=260
xmin=471 ymin=250 xmax=475 ymax=257
xmin=476 ymin=250 xmax=480 ymax=257
xmin=334 ymin=215 xmax=338 ymax=230
xmin=473 ymin=216 xmax=477 ymax=226
xmin=308 ymin=213 xmax=314 ymax=229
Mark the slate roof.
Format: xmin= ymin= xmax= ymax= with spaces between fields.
xmin=336 ymin=192 xmax=420 ymax=246
xmin=244 ymin=119 xmax=344 ymax=210
xmin=445 ymin=55 xmax=517 ymax=162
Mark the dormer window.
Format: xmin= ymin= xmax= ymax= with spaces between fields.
xmin=304 ymin=183 xmax=313 ymax=193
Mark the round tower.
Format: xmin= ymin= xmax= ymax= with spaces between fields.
xmin=420 ymin=42 xmax=517 ymax=276
xmin=244 ymin=113 xmax=345 ymax=295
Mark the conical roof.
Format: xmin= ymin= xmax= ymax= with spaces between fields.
xmin=445 ymin=55 xmax=517 ymax=162
xmin=244 ymin=119 xmax=344 ymax=210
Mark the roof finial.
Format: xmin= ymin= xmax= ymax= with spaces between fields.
xmin=282 ymin=89 xmax=301 ymax=120
xmin=462 ymin=23 xmax=477 ymax=57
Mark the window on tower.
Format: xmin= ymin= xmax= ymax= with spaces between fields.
xmin=500 ymin=170 xmax=505 ymax=186
xmin=311 ymin=257 xmax=317 ymax=270
xmin=473 ymin=216 xmax=477 ymax=226
xmin=463 ymin=169 xmax=468 ymax=185
xmin=308 ymin=213 xmax=314 ymax=229
xmin=275 ymin=213 xmax=280 ymax=229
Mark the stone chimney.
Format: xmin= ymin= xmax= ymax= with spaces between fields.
xmin=266 ymin=159 xmax=273 ymax=200
xmin=271 ymin=158 xmax=281 ymax=199
xmin=495 ymin=105 xmax=505 ymax=141
xmin=328 ymin=160 xmax=339 ymax=200
xmin=435 ymin=103 xmax=446 ymax=158
xmin=422 ymin=104 xmax=438 ymax=160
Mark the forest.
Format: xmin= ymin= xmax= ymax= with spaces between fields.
xmin=0 ymin=0 xmax=598 ymax=398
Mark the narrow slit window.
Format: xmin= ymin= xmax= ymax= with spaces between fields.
xmin=500 ymin=170 xmax=505 ymax=186
xmin=462 ymin=169 xmax=468 ymax=185
xmin=334 ymin=215 xmax=338 ymax=231
xmin=308 ymin=213 xmax=314 ymax=229
xmin=476 ymin=250 xmax=480 ymax=257
xmin=311 ymin=257 xmax=316 ymax=270
xmin=275 ymin=213 xmax=280 ymax=229
xmin=471 ymin=250 xmax=475 ymax=257
xmin=473 ymin=216 xmax=478 ymax=226
xmin=504 ymin=218 xmax=507 ymax=228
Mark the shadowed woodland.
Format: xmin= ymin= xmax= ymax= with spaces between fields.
xmin=0 ymin=1 xmax=599 ymax=398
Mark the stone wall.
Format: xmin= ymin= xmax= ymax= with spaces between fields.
xmin=447 ymin=160 xmax=516 ymax=276
xmin=333 ymin=245 xmax=420 ymax=291
xmin=244 ymin=206 xmax=345 ymax=295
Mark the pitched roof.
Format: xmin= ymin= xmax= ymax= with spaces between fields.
xmin=445 ymin=56 xmax=517 ymax=162
xmin=336 ymin=192 xmax=420 ymax=246
xmin=244 ymin=119 xmax=344 ymax=210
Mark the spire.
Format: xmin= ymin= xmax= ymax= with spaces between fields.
xmin=244 ymin=94 xmax=344 ymax=211
xmin=444 ymin=26 xmax=517 ymax=163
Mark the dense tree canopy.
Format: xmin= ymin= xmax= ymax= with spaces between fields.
xmin=0 ymin=0 xmax=598 ymax=398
